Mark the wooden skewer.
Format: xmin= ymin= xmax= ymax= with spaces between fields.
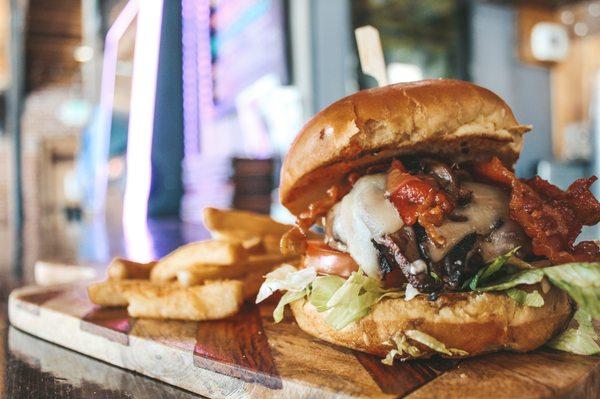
xmin=354 ymin=25 xmax=388 ymax=87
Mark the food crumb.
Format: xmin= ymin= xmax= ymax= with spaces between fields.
xmin=460 ymin=373 xmax=467 ymax=379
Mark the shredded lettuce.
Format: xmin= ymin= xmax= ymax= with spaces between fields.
xmin=273 ymin=290 xmax=308 ymax=323
xmin=405 ymin=330 xmax=469 ymax=356
xmin=382 ymin=334 xmax=423 ymax=365
xmin=476 ymin=269 xmax=544 ymax=292
xmin=476 ymin=262 xmax=600 ymax=319
xmin=404 ymin=283 xmax=420 ymax=301
xmin=309 ymin=275 xmax=345 ymax=311
xmin=256 ymin=264 xmax=316 ymax=303
xmin=381 ymin=350 xmax=401 ymax=366
xmin=547 ymin=309 xmax=600 ymax=355
xmin=323 ymin=272 xmax=403 ymax=330
xmin=259 ymin=256 xmax=600 ymax=355
xmin=257 ymin=266 xmax=404 ymax=329
xmin=475 ymin=262 xmax=600 ymax=356
xmin=505 ymin=288 xmax=544 ymax=307
xmin=506 ymin=256 xmax=534 ymax=270
xmin=256 ymin=264 xmax=317 ymax=323
xmin=326 ymin=272 xmax=364 ymax=308
xmin=543 ymin=263 xmax=600 ymax=318
xmin=325 ymin=293 xmax=374 ymax=330
xmin=469 ymin=247 xmax=521 ymax=290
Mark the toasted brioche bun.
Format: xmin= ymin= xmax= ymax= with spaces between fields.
xmin=290 ymin=284 xmax=571 ymax=359
xmin=280 ymin=79 xmax=531 ymax=215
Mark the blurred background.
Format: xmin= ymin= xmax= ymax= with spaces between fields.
xmin=0 ymin=0 xmax=599 ymax=280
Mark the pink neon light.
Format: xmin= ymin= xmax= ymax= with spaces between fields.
xmin=122 ymin=0 xmax=164 ymax=261
xmin=182 ymin=0 xmax=204 ymax=155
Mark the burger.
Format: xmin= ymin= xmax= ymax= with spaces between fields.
xmin=256 ymin=79 xmax=600 ymax=362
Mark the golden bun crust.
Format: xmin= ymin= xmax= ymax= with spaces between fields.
xmin=290 ymin=285 xmax=571 ymax=359
xmin=280 ymin=79 xmax=531 ymax=215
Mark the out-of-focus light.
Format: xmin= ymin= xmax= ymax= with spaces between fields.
xmin=574 ymin=22 xmax=589 ymax=37
xmin=387 ymin=63 xmax=423 ymax=84
xmin=96 ymin=0 xmax=138 ymax=214
xmin=589 ymin=3 xmax=600 ymax=17
xmin=63 ymin=169 xmax=82 ymax=204
xmin=58 ymin=99 xmax=91 ymax=126
xmin=116 ymin=61 xmax=134 ymax=76
xmin=561 ymin=10 xmax=575 ymax=25
xmin=182 ymin=0 xmax=204 ymax=155
xmin=108 ymin=157 xmax=125 ymax=180
xmin=531 ymin=22 xmax=569 ymax=62
xmin=122 ymin=0 xmax=164 ymax=262
xmin=74 ymin=45 xmax=94 ymax=62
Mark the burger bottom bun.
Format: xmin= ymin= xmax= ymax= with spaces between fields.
xmin=290 ymin=285 xmax=572 ymax=359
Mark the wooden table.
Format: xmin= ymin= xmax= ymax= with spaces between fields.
xmin=2 ymin=216 xmax=599 ymax=398
xmin=0 ymin=216 xmax=209 ymax=398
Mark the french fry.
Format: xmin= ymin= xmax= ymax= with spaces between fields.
xmin=176 ymin=270 xmax=205 ymax=287
xmin=150 ymin=240 xmax=247 ymax=282
xmin=172 ymin=264 xmax=246 ymax=285
xmin=107 ymin=258 xmax=156 ymax=280
xmin=203 ymin=207 xmax=292 ymax=241
xmin=88 ymin=280 xmax=141 ymax=306
xmin=174 ymin=253 xmax=298 ymax=287
xmin=241 ymin=236 xmax=264 ymax=254
xmin=236 ymin=235 xmax=281 ymax=255
xmin=89 ymin=279 xmax=245 ymax=321
xmin=124 ymin=280 xmax=243 ymax=321
xmin=88 ymin=207 xmax=306 ymax=322
xmin=261 ymin=234 xmax=282 ymax=254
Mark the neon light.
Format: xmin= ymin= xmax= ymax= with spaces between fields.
xmin=182 ymin=0 xmax=202 ymax=155
xmin=196 ymin=0 xmax=214 ymax=139
xmin=122 ymin=0 xmax=164 ymax=261
xmin=95 ymin=0 xmax=138 ymax=214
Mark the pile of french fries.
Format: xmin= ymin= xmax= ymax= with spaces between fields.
xmin=87 ymin=208 xmax=298 ymax=321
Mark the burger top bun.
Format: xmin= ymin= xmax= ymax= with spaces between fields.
xmin=279 ymin=79 xmax=531 ymax=216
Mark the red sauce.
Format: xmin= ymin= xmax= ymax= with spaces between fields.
xmin=385 ymin=160 xmax=454 ymax=245
xmin=295 ymin=165 xmax=388 ymax=233
xmin=296 ymin=183 xmax=352 ymax=233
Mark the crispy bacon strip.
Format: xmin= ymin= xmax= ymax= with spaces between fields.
xmin=473 ymin=156 xmax=600 ymax=263
xmin=385 ymin=160 xmax=455 ymax=246
xmin=527 ymin=176 xmax=600 ymax=225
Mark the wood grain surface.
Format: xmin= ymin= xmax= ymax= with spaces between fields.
xmin=193 ymin=303 xmax=281 ymax=389
xmin=7 ymin=283 xmax=600 ymax=399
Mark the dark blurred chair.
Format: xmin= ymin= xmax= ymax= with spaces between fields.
xmin=231 ymin=157 xmax=274 ymax=215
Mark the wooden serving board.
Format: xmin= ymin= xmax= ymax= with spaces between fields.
xmin=8 ymin=283 xmax=600 ymax=398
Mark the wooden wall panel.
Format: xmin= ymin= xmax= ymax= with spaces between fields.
xmin=551 ymin=35 xmax=600 ymax=159
xmin=25 ymin=0 xmax=82 ymax=90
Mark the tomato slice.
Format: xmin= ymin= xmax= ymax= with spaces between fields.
xmin=304 ymin=240 xmax=358 ymax=278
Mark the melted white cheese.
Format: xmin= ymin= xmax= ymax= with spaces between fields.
xmin=409 ymin=259 xmax=428 ymax=275
xmin=425 ymin=182 xmax=509 ymax=262
xmin=332 ymin=174 xmax=404 ymax=278
xmin=404 ymin=284 xmax=420 ymax=301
